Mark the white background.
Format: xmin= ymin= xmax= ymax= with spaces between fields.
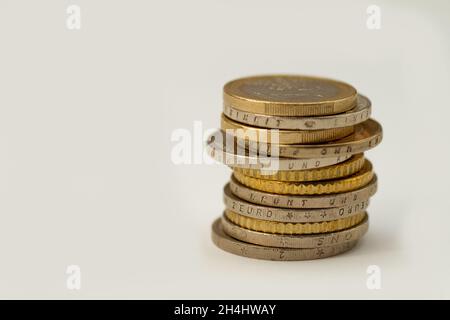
xmin=0 ymin=0 xmax=449 ymax=299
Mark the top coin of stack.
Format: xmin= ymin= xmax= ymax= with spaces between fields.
xmin=208 ymin=75 xmax=383 ymax=261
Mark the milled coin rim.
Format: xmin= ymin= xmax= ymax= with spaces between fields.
xmin=232 ymin=153 xmax=365 ymax=182
xmin=211 ymin=218 xmax=359 ymax=261
xmin=225 ymin=209 xmax=367 ymax=235
xmin=229 ymin=174 xmax=378 ymax=209
xmin=232 ymin=160 xmax=373 ymax=195
xmin=220 ymin=213 xmax=369 ymax=249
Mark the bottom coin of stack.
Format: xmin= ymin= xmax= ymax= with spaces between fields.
xmin=210 ymin=153 xmax=377 ymax=261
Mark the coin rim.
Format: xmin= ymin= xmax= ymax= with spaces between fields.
xmin=206 ymin=135 xmax=352 ymax=170
xmin=232 ymin=160 xmax=373 ymax=195
xmin=223 ymin=94 xmax=371 ymax=130
xmin=211 ymin=218 xmax=360 ymax=261
xmin=225 ymin=209 xmax=367 ymax=235
xmin=232 ymin=153 xmax=365 ymax=182
xmin=220 ymin=113 xmax=355 ymax=144
xmin=243 ymin=118 xmax=383 ymax=158
xmin=223 ymin=75 xmax=357 ymax=116
xmin=223 ymin=183 xmax=371 ymax=222
xmin=220 ymin=213 xmax=369 ymax=248
xmin=229 ymin=174 xmax=378 ymax=209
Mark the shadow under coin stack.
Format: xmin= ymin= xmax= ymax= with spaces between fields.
xmin=207 ymin=75 xmax=383 ymax=261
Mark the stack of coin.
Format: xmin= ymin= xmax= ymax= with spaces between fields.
xmin=207 ymin=75 xmax=383 ymax=261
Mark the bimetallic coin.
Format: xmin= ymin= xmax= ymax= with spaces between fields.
xmin=225 ymin=210 xmax=366 ymax=235
xmin=233 ymin=160 xmax=374 ymax=195
xmin=206 ymin=134 xmax=351 ymax=170
xmin=220 ymin=113 xmax=354 ymax=144
xmin=223 ymin=75 xmax=357 ymax=116
xmin=243 ymin=118 xmax=383 ymax=158
xmin=229 ymin=174 xmax=378 ymax=209
xmin=223 ymin=94 xmax=371 ymax=130
xmin=223 ymin=184 xmax=371 ymax=223
xmin=211 ymin=218 xmax=359 ymax=261
xmin=221 ymin=214 xmax=369 ymax=249
xmin=233 ymin=154 xmax=365 ymax=182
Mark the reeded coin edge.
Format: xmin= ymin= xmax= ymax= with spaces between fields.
xmin=225 ymin=209 xmax=366 ymax=235
xmin=220 ymin=214 xmax=369 ymax=249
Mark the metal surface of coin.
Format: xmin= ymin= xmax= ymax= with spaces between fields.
xmin=220 ymin=113 xmax=354 ymax=144
xmin=229 ymin=174 xmax=378 ymax=209
xmin=206 ymin=134 xmax=351 ymax=170
xmin=225 ymin=210 xmax=366 ymax=235
xmin=243 ymin=118 xmax=382 ymax=158
xmin=223 ymin=94 xmax=371 ymax=130
xmin=233 ymin=154 xmax=365 ymax=182
xmin=233 ymin=160 xmax=374 ymax=195
xmin=221 ymin=214 xmax=369 ymax=249
xmin=223 ymin=75 xmax=357 ymax=116
xmin=211 ymin=218 xmax=359 ymax=261
xmin=223 ymin=184 xmax=371 ymax=223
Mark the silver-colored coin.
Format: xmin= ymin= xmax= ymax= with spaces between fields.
xmin=206 ymin=135 xmax=351 ymax=171
xmin=223 ymin=94 xmax=371 ymax=130
xmin=223 ymin=184 xmax=370 ymax=223
xmin=242 ymin=118 xmax=382 ymax=158
xmin=211 ymin=218 xmax=359 ymax=261
xmin=221 ymin=214 xmax=369 ymax=249
xmin=229 ymin=174 xmax=377 ymax=209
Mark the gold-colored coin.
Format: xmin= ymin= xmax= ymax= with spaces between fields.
xmin=233 ymin=160 xmax=374 ymax=195
xmin=233 ymin=153 xmax=365 ymax=182
xmin=223 ymin=75 xmax=357 ymax=116
xmin=225 ymin=210 xmax=366 ymax=235
xmin=221 ymin=214 xmax=369 ymax=249
xmin=220 ymin=113 xmax=354 ymax=144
